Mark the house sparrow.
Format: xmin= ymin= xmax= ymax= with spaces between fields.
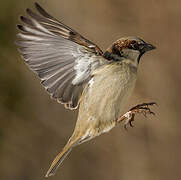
xmin=16 ymin=2 xmax=156 ymax=177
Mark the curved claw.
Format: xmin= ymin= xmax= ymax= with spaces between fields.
xmin=130 ymin=102 xmax=157 ymax=111
xmin=119 ymin=102 xmax=156 ymax=130
xmin=129 ymin=120 xmax=134 ymax=127
xmin=143 ymin=111 xmax=147 ymax=117
xmin=150 ymin=111 xmax=156 ymax=116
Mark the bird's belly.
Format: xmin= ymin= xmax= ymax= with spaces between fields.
xmin=92 ymin=75 xmax=136 ymax=123
xmin=76 ymin=64 xmax=137 ymax=137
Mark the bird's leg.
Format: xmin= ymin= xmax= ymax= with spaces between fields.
xmin=117 ymin=102 xmax=157 ymax=130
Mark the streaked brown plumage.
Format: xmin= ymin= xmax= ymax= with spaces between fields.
xmin=16 ymin=2 xmax=156 ymax=177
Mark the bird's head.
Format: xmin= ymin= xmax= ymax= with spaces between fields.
xmin=104 ymin=36 xmax=156 ymax=65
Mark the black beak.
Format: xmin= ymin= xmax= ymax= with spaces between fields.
xmin=138 ymin=42 xmax=156 ymax=63
xmin=143 ymin=43 xmax=156 ymax=52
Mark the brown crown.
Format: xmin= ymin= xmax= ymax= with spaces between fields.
xmin=107 ymin=39 xmax=137 ymax=54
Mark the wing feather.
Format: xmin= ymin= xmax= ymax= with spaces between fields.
xmin=16 ymin=2 xmax=106 ymax=109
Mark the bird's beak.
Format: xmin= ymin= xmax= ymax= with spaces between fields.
xmin=144 ymin=43 xmax=156 ymax=52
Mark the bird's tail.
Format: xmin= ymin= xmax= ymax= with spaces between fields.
xmin=45 ymin=143 xmax=73 ymax=177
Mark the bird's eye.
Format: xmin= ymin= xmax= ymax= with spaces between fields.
xmin=129 ymin=41 xmax=139 ymax=50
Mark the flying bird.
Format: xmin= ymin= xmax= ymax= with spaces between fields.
xmin=16 ymin=2 xmax=156 ymax=177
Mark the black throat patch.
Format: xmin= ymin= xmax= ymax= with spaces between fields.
xmin=103 ymin=51 xmax=123 ymax=62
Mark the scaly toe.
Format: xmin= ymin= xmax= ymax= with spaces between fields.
xmin=130 ymin=102 xmax=157 ymax=111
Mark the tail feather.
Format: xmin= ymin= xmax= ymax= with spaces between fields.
xmin=45 ymin=146 xmax=72 ymax=177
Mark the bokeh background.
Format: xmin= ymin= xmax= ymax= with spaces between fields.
xmin=0 ymin=0 xmax=181 ymax=180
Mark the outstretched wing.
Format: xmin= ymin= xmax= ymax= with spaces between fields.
xmin=16 ymin=2 xmax=106 ymax=110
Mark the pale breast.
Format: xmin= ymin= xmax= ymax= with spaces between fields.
xmin=76 ymin=62 xmax=137 ymax=137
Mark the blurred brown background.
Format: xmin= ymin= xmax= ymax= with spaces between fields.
xmin=0 ymin=0 xmax=181 ymax=180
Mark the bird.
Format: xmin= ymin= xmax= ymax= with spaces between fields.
xmin=16 ymin=2 xmax=156 ymax=177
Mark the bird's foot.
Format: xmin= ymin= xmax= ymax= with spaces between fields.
xmin=117 ymin=102 xmax=157 ymax=130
